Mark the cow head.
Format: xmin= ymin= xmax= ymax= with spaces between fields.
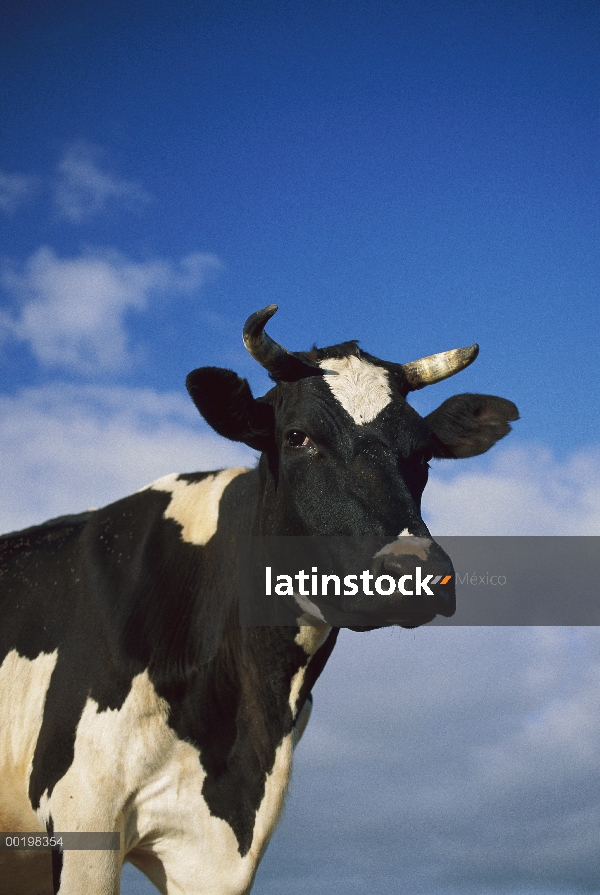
xmin=186 ymin=306 xmax=518 ymax=628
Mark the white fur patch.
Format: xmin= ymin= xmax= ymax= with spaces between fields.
xmin=292 ymin=591 xmax=327 ymax=624
xmin=0 ymin=650 xmax=58 ymax=828
xmin=288 ymin=626 xmax=331 ymax=718
xmin=319 ymin=356 xmax=392 ymax=425
xmin=36 ymin=671 xmax=295 ymax=895
xmin=0 ymin=651 xmax=58 ymax=895
xmin=288 ymin=627 xmax=330 ymax=750
xmin=294 ymin=624 xmax=331 ymax=656
xmin=147 ymin=468 xmax=249 ymax=545
xmin=289 ymin=624 xmax=331 ymax=748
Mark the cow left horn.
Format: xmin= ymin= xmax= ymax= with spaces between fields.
xmin=243 ymin=306 xmax=324 ymax=381
xmin=402 ymin=344 xmax=479 ymax=390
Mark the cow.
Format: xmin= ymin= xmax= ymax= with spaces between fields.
xmin=0 ymin=305 xmax=518 ymax=895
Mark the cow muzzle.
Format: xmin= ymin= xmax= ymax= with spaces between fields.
xmin=328 ymin=536 xmax=455 ymax=629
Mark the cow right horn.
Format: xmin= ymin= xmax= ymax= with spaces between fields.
xmin=402 ymin=344 xmax=479 ymax=390
xmin=243 ymin=306 xmax=324 ymax=381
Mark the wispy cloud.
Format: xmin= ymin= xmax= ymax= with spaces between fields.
xmin=260 ymin=625 xmax=600 ymax=894
xmin=1 ymin=247 xmax=221 ymax=374
xmin=423 ymin=445 xmax=600 ymax=535
xmin=0 ymin=383 xmax=255 ymax=534
xmin=54 ymin=142 xmax=150 ymax=222
xmin=0 ymin=170 xmax=36 ymax=213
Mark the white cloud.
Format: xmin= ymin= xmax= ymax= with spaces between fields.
xmin=259 ymin=626 xmax=600 ymax=894
xmin=1 ymin=246 xmax=221 ymax=373
xmin=423 ymin=445 xmax=600 ymax=535
xmin=0 ymin=383 xmax=256 ymax=534
xmin=0 ymin=170 xmax=36 ymax=213
xmin=54 ymin=142 xmax=150 ymax=221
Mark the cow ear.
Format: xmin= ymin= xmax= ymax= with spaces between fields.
xmin=186 ymin=367 xmax=275 ymax=452
xmin=426 ymin=393 xmax=519 ymax=459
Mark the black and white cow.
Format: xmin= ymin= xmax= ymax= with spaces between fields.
xmin=0 ymin=306 xmax=518 ymax=895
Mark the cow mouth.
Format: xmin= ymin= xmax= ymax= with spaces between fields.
xmin=348 ymin=610 xmax=438 ymax=632
xmin=343 ymin=535 xmax=456 ymax=627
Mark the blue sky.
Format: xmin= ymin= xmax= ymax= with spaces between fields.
xmin=1 ymin=2 xmax=600 ymax=893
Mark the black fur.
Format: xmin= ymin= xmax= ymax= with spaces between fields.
xmin=426 ymin=394 xmax=519 ymax=458
xmin=186 ymin=367 xmax=275 ymax=452
xmin=45 ymin=815 xmax=63 ymax=895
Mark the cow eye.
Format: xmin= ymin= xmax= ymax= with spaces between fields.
xmin=286 ymin=430 xmax=311 ymax=448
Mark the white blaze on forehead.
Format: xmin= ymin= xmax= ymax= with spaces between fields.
xmin=319 ymin=355 xmax=392 ymax=425
xmin=147 ymin=467 xmax=249 ymax=545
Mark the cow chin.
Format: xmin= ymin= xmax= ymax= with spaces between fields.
xmin=330 ymin=596 xmax=450 ymax=631
xmin=316 ymin=583 xmax=455 ymax=629
xmin=348 ymin=610 xmax=438 ymax=632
